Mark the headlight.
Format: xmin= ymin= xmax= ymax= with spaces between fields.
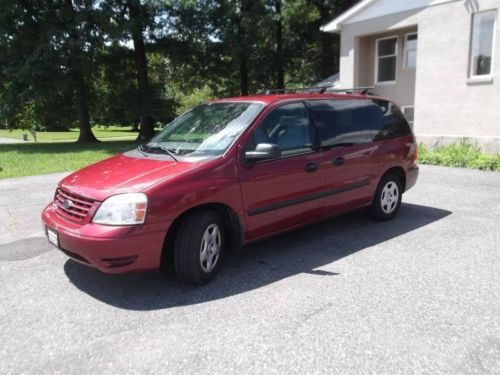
xmin=92 ymin=193 xmax=148 ymax=225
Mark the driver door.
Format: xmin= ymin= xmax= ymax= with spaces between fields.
xmin=237 ymin=102 xmax=326 ymax=241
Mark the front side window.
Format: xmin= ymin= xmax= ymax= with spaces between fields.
xmin=376 ymin=37 xmax=398 ymax=84
xmin=147 ymin=102 xmax=264 ymax=157
xmin=469 ymin=10 xmax=497 ymax=78
xmin=404 ymin=33 xmax=418 ymax=69
xmin=248 ymin=102 xmax=312 ymax=157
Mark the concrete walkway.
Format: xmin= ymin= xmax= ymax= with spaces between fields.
xmin=0 ymin=137 xmax=27 ymax=144
xmin=0 ymin=136 xmax=136 ymax=144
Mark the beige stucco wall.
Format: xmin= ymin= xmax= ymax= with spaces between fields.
xmin=356 ymin=27 xmax=418 ymax=108
xmin=338 ymin=0 xmax=500 ymax=143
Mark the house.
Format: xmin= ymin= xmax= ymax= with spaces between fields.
xmin=321 ymin=0 xmax=500 ymax=152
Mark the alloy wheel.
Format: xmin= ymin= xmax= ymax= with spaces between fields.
xmin=380 ymin=181 xmax=399 ymax=214
xmin=199 ymin=223 xmax=221 ymax=273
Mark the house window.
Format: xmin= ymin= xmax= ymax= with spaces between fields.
xmin=375 ymin=36 xmax=397 ymax=84
xmin=401 ymin=106 xmax=414 ymax=128
xmin=404 ymin=33 xmax=418 ymax=69
xmin=469 ymin=10 xmax=497 ymax=78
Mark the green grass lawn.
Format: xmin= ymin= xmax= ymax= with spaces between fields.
xmin=0 ymin=126 xmax=139 ymax=142
xmin=0 ymin=140 xmax=137 ymax=179
xmin=419 ymin=143 xmax=500 ymax=171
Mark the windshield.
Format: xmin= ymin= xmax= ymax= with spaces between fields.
xmin=146 ymin=102 xmax=264 ymax=157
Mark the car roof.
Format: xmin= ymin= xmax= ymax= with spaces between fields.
xmin=212 ymin=92 xmax=385 ymax=106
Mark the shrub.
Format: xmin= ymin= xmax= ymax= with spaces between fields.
xmin=17 ymin=101 xmax=41 ymax=142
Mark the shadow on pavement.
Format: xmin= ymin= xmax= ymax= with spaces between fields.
xmin=64 ymin=203 xmax=451 ymax=310
xmin=0 ymin=237 xmax=52 ymax=261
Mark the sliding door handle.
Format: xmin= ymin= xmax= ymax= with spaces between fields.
xmin=333 ymin=157 xmax=345 ymax=166
xmin=305 ymin=162 xmax=319 ymax=173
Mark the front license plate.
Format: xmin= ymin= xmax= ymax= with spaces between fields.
xmin=46 ymin=227 xmax=59 ymax=247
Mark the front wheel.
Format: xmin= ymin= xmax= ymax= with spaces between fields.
xmin=369 ymin=174 xmax=403 ymax=221
xmin=173 ymin=210 xmax=225 ymax=285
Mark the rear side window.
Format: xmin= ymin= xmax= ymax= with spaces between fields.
xmin=308 ymin=99 xmax=412 ymax=147
xmin=308 ymin=99 xmax=382 ymax=147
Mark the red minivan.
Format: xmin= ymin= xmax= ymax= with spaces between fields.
xmin=42 ymin=92 xmax=418 ymax=285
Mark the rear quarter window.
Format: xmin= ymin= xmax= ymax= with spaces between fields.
xmin=372 ymin=100 xmax=413 ymax=141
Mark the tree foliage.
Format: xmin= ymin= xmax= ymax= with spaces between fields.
xmin=0 ymin=0 xmax=358 ymax=142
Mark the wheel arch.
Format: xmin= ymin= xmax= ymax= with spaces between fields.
xmin=381 ymin=166 xmax=406 ymax=191
xmin=160 ymin=203 xmax=244 ymax=271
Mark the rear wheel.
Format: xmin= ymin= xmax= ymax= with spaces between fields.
xmin=369 ymin=174 xmax=403 ymax=221
xmin=173 ymin=210 xmax=225 ymax=285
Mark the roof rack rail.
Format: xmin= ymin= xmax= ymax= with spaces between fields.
xmin=258 ymin=86 xmax=374 ymax=95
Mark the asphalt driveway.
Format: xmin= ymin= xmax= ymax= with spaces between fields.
xmin=0 ymin=165 xmax=499 ymax=374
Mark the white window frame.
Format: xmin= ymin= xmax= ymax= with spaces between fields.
xmin=375 ymin=35 xmax=398 ymax=86
xmin=468 ymin=10 xmax=497 ymax=81
xmin=401 ymin=105 xmax=415 ymax=128
xmin=403 ymin=32 xmax=418 ymax=70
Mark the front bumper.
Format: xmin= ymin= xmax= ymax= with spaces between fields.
xmin=42 ymin=202 xmax=170 ymax=274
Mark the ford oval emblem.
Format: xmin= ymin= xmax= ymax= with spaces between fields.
xmin=63 ymin=199 xmax=73 ymax=209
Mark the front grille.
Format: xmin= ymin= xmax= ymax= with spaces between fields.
xmin=54 ymin=188 xmax=95 ymax=222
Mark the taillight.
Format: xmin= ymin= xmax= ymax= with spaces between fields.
xmin=411 ymin=144 xmax=418 ymax=164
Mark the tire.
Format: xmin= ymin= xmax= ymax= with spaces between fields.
xmin=173 ymin=210 xmax=225 ymax=285
xmin=369 ymin=174 xmax=403 ymax=221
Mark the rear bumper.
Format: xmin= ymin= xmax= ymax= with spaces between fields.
xmin=42 ymin=203 xmax=170 ymax=274
xmin=405 ymin=164 xmax=419 ymax=192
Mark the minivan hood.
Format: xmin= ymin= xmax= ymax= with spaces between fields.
xmin=59 ymin=153 xmax=201 ymax=201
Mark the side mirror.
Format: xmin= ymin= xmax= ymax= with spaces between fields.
xmin=244 ymin=143 xmax=281 ymax=162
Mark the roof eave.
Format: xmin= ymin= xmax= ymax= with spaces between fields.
xmin=320 ymin=0 xmax=376 ymax=33
xmin=319 ymin=24 xmax=341 ymax=33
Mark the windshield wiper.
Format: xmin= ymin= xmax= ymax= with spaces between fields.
xmin=137 ymin=146 xmax=149 ymax=157
xmin=139 ymin=144 xmax=178 ymax=161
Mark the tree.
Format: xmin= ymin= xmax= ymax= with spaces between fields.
xmin=127 ymin=0 xmax=156 ymax=141
xmin=58 ymin=0 xmax=100 ymax=142
xmin=0 ymin=0 xmax=360 ymax=138
xmin=206 ymin=0 xmax=272 ymax=96
xmin=0 ymin=0 xmax=101 ymax=142
xmin=101 ymin=0 xmax=160 ymax=141
xmin=309 ymin=0 xmax=360 ymax=78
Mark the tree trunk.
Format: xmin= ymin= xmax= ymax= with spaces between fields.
xmin=239 ymin=51 xmax=249 ymax=96
xmin=129 ymin=1 xmax=155 ymax=142
xmin=320 ymin=32 xmax=335 ymax=79
xmin=234 ymin=1 xmax=251 ymax=97
xmin=7 ymin=80 xmax=19 ymax=129
xmin=62 ymin=0 xmax=98 ymax=143
xmin=75 ymin=70 xmax=98 ymax=143
xmin=275 ymin=0 xmax=285 ymax=89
